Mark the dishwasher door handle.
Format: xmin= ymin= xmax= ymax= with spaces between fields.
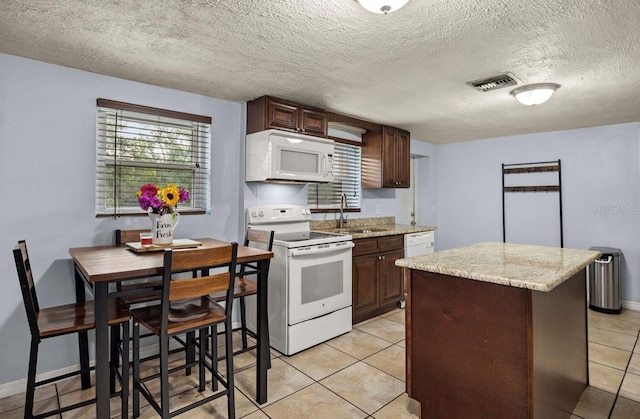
xmin=409 ymin=232 xmax=431 ymax=238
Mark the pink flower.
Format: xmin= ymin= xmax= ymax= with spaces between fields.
xmin=149 ymin=196 xmax=163 ymax=209
xmin=179 ymin=188 xmax=189 ymax=202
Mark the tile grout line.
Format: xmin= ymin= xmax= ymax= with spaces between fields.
xmin=606 ymin=318 xmax=640 ymax=418
xmin=276 ymin=356 xmax=370 ymax=415
xmin=254 ymin=312 xmax=406 ymax=417
xmin=352 ymin=325 xmax=406 ymax=346
xmin=315 ymin=379 xmax=371 ymax=417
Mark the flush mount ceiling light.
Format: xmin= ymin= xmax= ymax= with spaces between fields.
xmin=357 ymin=0 xmax=409 ymax=14
xmin=510 ymin=83 xmax=561 ymax=106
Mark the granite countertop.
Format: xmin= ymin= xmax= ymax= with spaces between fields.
xmin=395 ymin=242 xmax=600 ymax=292
xmin=310 ymin=217 xmax=436 ymax=239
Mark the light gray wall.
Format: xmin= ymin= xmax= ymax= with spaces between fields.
xmin=435 ymin=122 xmax=640 ymax=303
xmin=0 ymin=53 xmax=244 ymax=386
xmin=411 ymin=140 xmax=438 ymax=228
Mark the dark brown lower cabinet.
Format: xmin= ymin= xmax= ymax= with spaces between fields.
xmin=352 ymin=235 xmax=404 ymax=324
xmin=406 ymin=268 xmax=588 ymax=419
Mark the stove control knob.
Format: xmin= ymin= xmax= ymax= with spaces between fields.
xmin=251 ymin=211 xmax=257 ymax=218
xmin=258 ymin=210 xmax=264 ymax=217
xmin=304 ymin=208 xmax=311 ymax=215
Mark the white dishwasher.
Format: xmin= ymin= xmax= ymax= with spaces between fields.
xmin=404 ymin=231 xmax=435 ymax=257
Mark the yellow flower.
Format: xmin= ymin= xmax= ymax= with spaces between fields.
xmin=161 ymin=184 xmax=180 ymax=207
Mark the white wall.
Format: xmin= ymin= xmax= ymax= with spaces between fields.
xmin=0 ymin=53 xmax=244 ymax=387
xmin=435 ymin=122 xmax=640 ymax=303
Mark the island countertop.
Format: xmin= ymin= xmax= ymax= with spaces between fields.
xmin=395 ymin=241 xmax=600 ymax=292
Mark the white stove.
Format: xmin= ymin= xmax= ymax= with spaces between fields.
xmin=247 ymin=204 xmax=352 ymax=246
xmin=245 ymin=204 xmax=353 ymax=355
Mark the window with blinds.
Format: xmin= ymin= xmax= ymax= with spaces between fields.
xmin=308 ymin=142 xmax=361 ymax=210
xmin=95 ymin=98 xmax=211 ymax=216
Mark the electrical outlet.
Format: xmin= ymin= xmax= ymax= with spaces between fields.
xmin=376 ymin=204 xmax=383 ymax=214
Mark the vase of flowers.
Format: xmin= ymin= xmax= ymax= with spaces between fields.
xmin=136 ymin=183 xmax=189 ymax=245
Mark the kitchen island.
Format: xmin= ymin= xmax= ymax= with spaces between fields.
xmin=396 ymin=242 xmax=600 ymax=419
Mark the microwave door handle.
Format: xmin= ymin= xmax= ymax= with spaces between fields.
xmin=290 ymin=242 xmax=354 ymax=257
xmin=323 ymin=152 xmax=328 ymax=176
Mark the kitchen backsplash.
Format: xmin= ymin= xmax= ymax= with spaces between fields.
xmin=310 ymin=216 xmax=396 ymax=230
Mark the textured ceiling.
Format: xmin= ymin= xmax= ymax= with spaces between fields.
xmin=1 ymin=0 xmax=639 ymax=143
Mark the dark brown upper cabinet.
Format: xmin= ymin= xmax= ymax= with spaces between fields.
xmin=247 ymin=96 xmax=328 ymax=138
xmin=362 ymin=125 xmax=410 ymax=188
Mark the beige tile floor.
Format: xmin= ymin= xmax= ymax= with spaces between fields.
xmin=2 ymin=307 xmax=640 ymax=418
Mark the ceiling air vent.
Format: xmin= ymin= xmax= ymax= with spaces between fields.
xmin=467 ymin=74 xmax=519 ymax=92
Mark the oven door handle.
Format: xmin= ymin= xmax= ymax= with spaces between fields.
xmin=289 ymin=242 xmax=354 ymax=257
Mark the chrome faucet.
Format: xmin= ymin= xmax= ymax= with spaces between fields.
xmin=339 ymin=193 xmax=348 ymax=228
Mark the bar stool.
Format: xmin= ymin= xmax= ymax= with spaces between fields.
xmin=114 ymin=229 xmax=163 ymax=305
xmin=114 ymin=229 xmax=194 ymax=368
xmin=13 ymin=240 xmax=130 ymax=419
xmin=130 ymin=244 xmax=238 ymax=418
xmin=210 ymin=228 xmax=274 ymax=356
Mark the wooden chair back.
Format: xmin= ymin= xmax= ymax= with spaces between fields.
xmin=13 ymin=240 xmax=40 ymax=337
xmin=115 ymin=229 xmax=151 ymax=246
xmin=114 ymin=229 xmax=159 ymax=298
xmin=160 ymin=243 xmax=238 ymax=329
xmin=245 ymin=228 xmax=274 ymax=250
xmin=241 ymin=229 xmax=274 ymax=276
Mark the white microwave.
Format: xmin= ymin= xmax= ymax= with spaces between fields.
xmin=245 ymin=129 xmax=334 ymax=183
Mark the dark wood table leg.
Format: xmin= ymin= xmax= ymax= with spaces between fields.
xmin=94 ymin=281 xmax=110 ymax=419
xmin=256 ymin=259 xmax=270 ymax=404
xmin=74 ymin=265 xmax=91 ymax=390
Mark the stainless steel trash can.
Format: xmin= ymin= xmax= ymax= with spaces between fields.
xmin=588 ymin=247 xmax=621 ymax=314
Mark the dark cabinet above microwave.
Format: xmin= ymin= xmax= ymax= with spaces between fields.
xmin=247 ymin=96 xmax=328 ymax=138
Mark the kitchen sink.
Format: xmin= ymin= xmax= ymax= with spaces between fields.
xmin=346 ymin=228 xmax=388 ymax=234
xmin=331 ymin=227 xmax=389 ymax=235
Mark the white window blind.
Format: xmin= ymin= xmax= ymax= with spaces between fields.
xmin=95 ymin=99 xmax=211 ymax=216
xmin=308 ymin=142 xmax=361 ymax=210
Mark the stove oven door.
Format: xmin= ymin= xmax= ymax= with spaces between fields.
xmin=287 ymin=241 xmax=354 ymax=325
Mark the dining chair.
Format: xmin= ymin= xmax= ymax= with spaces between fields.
xmin=114 ymin=229 xmax=188 ymax=368
xmin=13 ymin=240 xmax=130 ymax=419
xmin=130 ymin=243 xmax=238 ymax=419
xmin=210 ymin=228 xmax=274 ymax=356
xmin=115 ymin=229 xmax=163 ymax=305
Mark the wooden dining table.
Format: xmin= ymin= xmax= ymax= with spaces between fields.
xmin=69 ymin=238 xmax=273 ymax=419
